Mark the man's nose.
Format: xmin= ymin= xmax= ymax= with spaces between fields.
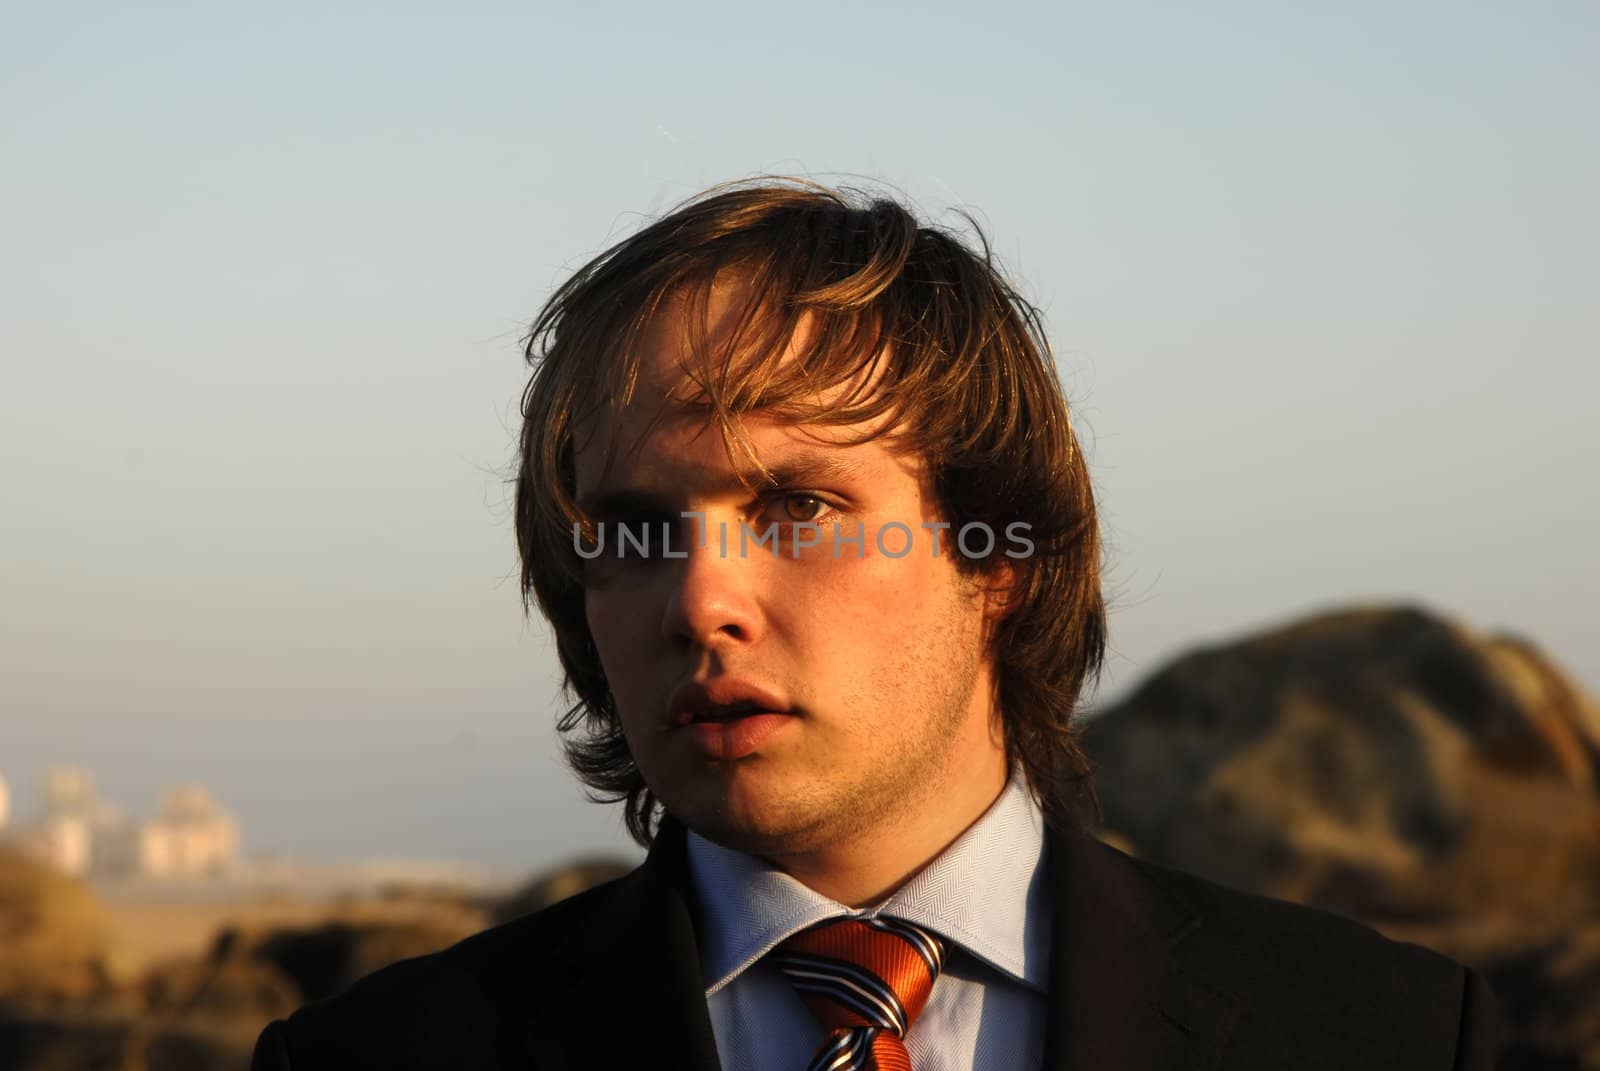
xmin=659 ymin=522 xmax=766 ymax=650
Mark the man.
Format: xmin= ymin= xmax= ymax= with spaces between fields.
xmin=253 ymin=180 xmax=1499 ymax=1069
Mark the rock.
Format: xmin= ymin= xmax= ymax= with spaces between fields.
xmin=224 ymin=916 xmax=482 ymax=1004
xmin=1081 ymin=604 xmax=1600 ymax=1067
xmin=0 ymin=847 xmax=115 ymax=1007
xmin=1082 ymin=605 xmax=1600 ymax=920
xmin=492 ymin=857 xmax=634 ymax=923
xmin=139 ymin=954 xmax=300 ymax=1023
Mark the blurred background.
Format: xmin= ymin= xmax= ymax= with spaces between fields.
xmin=2 ymin=1 xmax=1595 ymax=1067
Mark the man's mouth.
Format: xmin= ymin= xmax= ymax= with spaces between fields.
xmin=667 ymin=678 xmax=794 ymax=730
xmin=689 ymin=702 xmax=768 ymax=724
xmin=669 ymin=688 xmax=798 ymax=760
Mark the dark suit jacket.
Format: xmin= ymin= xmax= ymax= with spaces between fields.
xmin=252 ymin=818 xmax=1499 ymax=1070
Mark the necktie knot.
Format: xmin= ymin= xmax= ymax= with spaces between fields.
xmin=771 ymin=916 xmax=945 ymax=1071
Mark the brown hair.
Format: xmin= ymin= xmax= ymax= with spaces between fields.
xmin=516 ymin=178 xmax=1105 ymax=845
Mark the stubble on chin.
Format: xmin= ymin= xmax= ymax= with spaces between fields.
xmin=670 ymin=654 xmax=985 ymax=861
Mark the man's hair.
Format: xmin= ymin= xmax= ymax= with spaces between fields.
xmin=515 ymin=178 xmax=1106 ymax=846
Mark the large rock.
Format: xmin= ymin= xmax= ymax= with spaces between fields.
xmin=1081 ymin=604 xmax=1600 ymax=1067
xmin=221 ymin=914 xmax=483 ymax=1004
xmin=0 ymin=898 xmax=489 ymax=1070
xmin=0 ymin=847 xmax=115 ymax=1007
xmin=138 ymin=953 xmax=301 ymax=1024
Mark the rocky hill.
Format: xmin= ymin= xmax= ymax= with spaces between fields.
xmin=1082 ymin=604 xmax=1600 ymax=1069
xmin=0 ymin=856 xmax=627 ymax=1070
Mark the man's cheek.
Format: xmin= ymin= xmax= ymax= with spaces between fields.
xmin=585 ymin=589 xmax=638 ymax=639
xmin=840 ymin=549 xmax=946 ymax=610
xmin=585 ymin=601 xmax=648 ymax=678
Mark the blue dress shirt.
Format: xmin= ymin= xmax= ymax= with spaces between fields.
xmin=685 ymin=773 xmax=1051 ymax=1071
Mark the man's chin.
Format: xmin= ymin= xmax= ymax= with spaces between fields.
xmin=666 ymin=792 xmax=828 ymax=857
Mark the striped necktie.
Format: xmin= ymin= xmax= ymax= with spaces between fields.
xmin=770 ymin=916 xmax=946 ymax=1071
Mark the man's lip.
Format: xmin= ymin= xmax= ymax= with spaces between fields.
xmin=666 ymin=678 xmax=793 ymax=728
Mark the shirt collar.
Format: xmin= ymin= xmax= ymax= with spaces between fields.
xmin=686 ymin=772 xmax=1051 ymax=996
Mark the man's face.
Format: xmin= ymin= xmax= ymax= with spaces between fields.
xmin=574 ymin=293 xmax=1008 ymax=859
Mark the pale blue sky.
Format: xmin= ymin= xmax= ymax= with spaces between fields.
xmin=3 ymin=2 xmax=1595 ymax=870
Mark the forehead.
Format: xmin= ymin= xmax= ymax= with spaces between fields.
xmin=632 ymin=273 xmax=843 ymax=405
xmin=572 ymin=279 xmax=909 ymax=497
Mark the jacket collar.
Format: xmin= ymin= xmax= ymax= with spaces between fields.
xmin=1042 ymin=823 xmax=1243 ymax=1070
xmin=522 ymin=815 xmax=1242 ymax=1071
xmin=521 ymin=817 xmax=721 ymax=1071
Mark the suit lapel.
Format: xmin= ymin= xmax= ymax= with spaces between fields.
xmin=521 ymin=820 xmax=721 ymax=1071
xmin=1041 ymin=827 xmax=1242 ymax=1071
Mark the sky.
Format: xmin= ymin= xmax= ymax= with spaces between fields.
xmin=2 ymin=2 xmax=1595 ymax=873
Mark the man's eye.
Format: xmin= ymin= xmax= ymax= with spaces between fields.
xmin=761 ymin=493 xmax=832 ymax=524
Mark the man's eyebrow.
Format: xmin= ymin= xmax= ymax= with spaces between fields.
xmin=576 ymin=451 xmax=869 ymax=515
xmin=756 ymin=452 xmax=868 ymax=490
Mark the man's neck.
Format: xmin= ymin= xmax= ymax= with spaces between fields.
xmin=760 ymin=755 xmax=1011 ymax=908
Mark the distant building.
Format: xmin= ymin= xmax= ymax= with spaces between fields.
xmin=30 ymin=814 xmax=93 ymax=875
xmin=131 ymin=786 xmax=240 ymax=878
xmin=13 ymin=767 xmax=240 ymax=879
xmin=20 ymin=767 xmax=119 ymax=875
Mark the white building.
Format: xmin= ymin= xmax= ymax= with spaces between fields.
xmin=17 ymin=767 xmax=125 ymax=876
xmin=132 ymin=785 xmax=240 ymax=878
xmin=30 ymin=814 xmax=94 ymax=875
xmin=16 ymin=768 xmax=240 ymax=879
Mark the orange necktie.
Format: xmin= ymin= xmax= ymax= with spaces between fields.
xmin=769 ymin=916 xmax=946 ymax=1071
